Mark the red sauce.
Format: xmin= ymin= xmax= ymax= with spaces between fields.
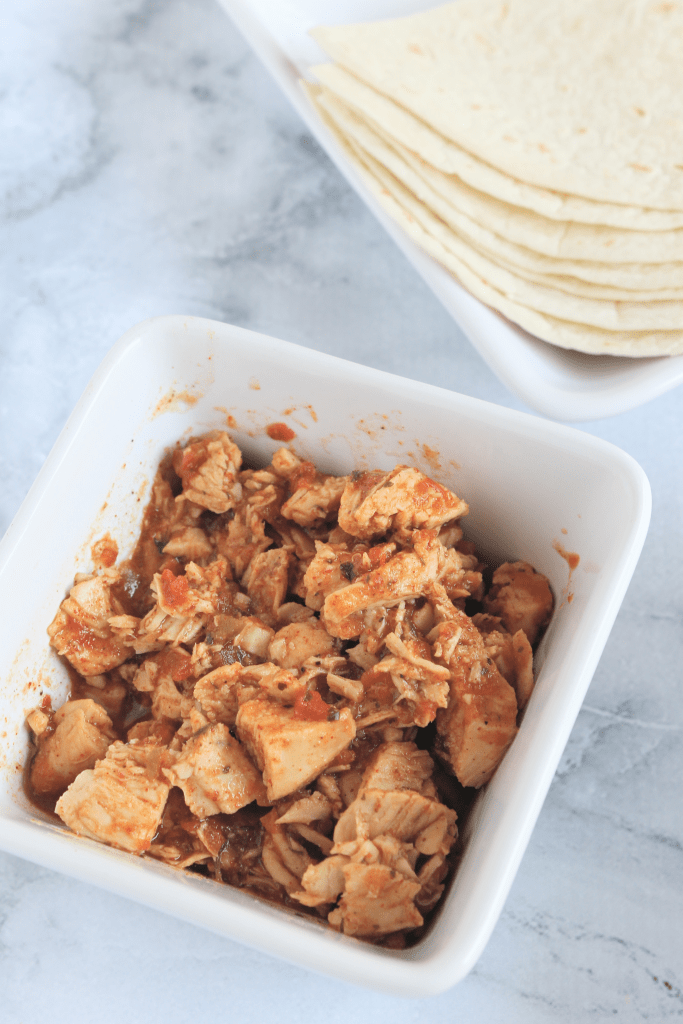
xmin=91 ymin=534 xmax=119 ymax=568
xmin=266 ymin=422 xmax=296 ymax=442
xmin=180 ymin=446 xmax=203 ymax=475
xmin=359 ymin=669 xmax=396 ymax=709
xmin=156 ymin=647 xmax=193 ymax=682
xmin=415 ymin=699 xmax=438 ymax=723
xmin=259 ymin=807 xmax=283 ymax=834
xmin=327 ymin=748 xmax=355 ymax=768
xmin=172 ymin=440 xmax=207 ymax=479
xmin=553 ymin=540 xmax=580 ymax=571
xmin=421 ymin=444 xmax=441 ymax=471
xmin=367 ymin=543 xmax=394 ymax=569
xmin=292 ymin=689 xmax=330 ymax=722
xmin=159 ymin=568 xmax=189 ymax=609
xmin=289 ymin=460 xmax=316 ymax=493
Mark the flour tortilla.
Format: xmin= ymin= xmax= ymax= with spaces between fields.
xmin=474 ymin=253 xmax=683 ymax=304
xmin=351 ymin=137 xmax=683 ymax=332
xmin=312 ymin=64 xmax=683 ymax=236
xmin=315 ymin=85 xmax=683 ymax=288
xmin=308 ymin=87 xmax=683 ymax=354
xmin=368 ymin=170 xmax=683 ymax=354
xmin=312 ymin=0 xmax=683 ymax=210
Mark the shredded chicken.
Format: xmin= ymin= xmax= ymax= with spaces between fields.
xmin=339 ymin=466 xmax=468 ymax=540
xmin=321 ymin=531 xmax=465 ymax=639
xmin=27 ymin=432 xmax=552 ymax=947
xmin=281 ymin=472 xmax=347 ymax=528
xmin=173 ymin=431 xmax=243 ymax=514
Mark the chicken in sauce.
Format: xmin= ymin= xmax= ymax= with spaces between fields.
xmin=25 ymin=431 xmax=553 ymax=945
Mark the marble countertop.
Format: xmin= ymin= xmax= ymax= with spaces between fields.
xmin=1 ymin=1 xmax=681 ymax=1020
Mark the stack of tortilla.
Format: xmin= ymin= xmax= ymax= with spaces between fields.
xmin=306 ymin=0 xmax=683 ymax=356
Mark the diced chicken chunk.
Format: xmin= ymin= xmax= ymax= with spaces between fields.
xmin=236 ymin=700 xmax=356 ymax=801
xmin=121 ymin=558 xmax=235 ymax=654
xmin=479 ymin=626 xmax=535 ymax=709
xmin=302 ymin=542 xmax=358 ymax=613
xmin=55 ymin=740 xmax=173 ymax=853
xmin=194 ymin=662 xmax=304 ymax=725
xmin=163 ymin=724 xmax=265 ymax=816
xmin=127 ymin=718 xmax=176 ymax=747
xmin=26 ymin=708 xmax=50 ymax=737
xmin=415 ymin=853 xmax=450 ymax=913
xmin=374 ymin=632 xmax=451 ymax=727
xmin=242 ymin=549 xmax=290 ymax=622
xmin=360 ymin=742 xmax=434 ymax=794
xmin=330 ymin=862 xmax=422 ymax=936
xmin=276 ymin=602 xmax=316 ymax=625
xmin=272 ymin=521 xmax=318 ymax=564
xmin=433 ymin=610 xmax=519 ymax=788
xmin=48 ymin=570 xmax=133 ymax=676
xmin=30 ymin=699 xmax=115 ymax=794
xmin=268 ymin=619 xmax=337 ymax=669
xmin=275 ymin=790 xmax=332 ymax=825
xmin=324 ymin=670 xmax=364 ymax=703
xmin=334 ymin=788 xmax=457 ymax=856
xmin=339 ymin=466 xmax=468 ymax=540
xmin=191 ymin=664 xmax=247 ymax=725
xmin=316 ymin=774 xmax=344 ymax=818
xmin=293 ymin=855 xmax=348 ymax=907
xmin=173 ymin=431 xmax=242 ymax=514
xmin=162 ymin=527 xmax=213 ymax=562
xmin=131 ymin=647 xmax=193 ymax=721
xmin=281 ymin=474 xmax=347 ymax=528
xmin=233 ymin=617 xmax=274 ymax=659
xmin=483 ymin=561 xmax=553 ymax=646
xmin=294 ymin=821 xmax=436 ymax=932
xmin=152 ymin=558 xmax=233 ymax=618
xmin=76 ymin=678 xmax=128 ymax=718
xmin=270 ymin=447 xmax=302 ymax=478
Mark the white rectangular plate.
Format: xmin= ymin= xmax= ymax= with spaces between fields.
xmin=216 ymin=0 xmax=683 ymax=421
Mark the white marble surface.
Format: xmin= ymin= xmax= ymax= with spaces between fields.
xmin=1 ymin=0 xmax=682 ymax=1019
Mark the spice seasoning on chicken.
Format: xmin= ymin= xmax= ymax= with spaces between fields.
xmin=25 ymin=430 xmax=553 ymax=946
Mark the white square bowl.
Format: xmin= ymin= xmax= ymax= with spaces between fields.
xmin=0 ymin=315 xmax=650 ymax=996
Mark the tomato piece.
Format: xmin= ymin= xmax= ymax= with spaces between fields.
xmin=292 ymin=689 xmax=331 ymax=722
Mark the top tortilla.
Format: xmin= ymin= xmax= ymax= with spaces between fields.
xmin=311 ymin=63 xmax=683 ymax=232
xmin=314 ymin=84 xmax=683 ymax=270
xmin=312 ymin=0 xmax=683 ymax=211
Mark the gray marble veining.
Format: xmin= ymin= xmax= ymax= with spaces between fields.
xmin=1 ymin=1 xmax=682 ymax=1020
